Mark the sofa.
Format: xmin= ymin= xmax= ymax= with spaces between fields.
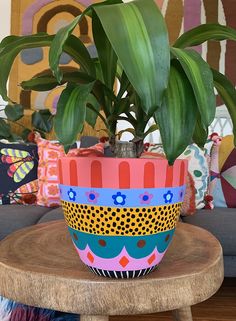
xmin=0 ymin=135 xmax=235 ymax=278
xmin=182 ymin=208 xmax=236 ymax=277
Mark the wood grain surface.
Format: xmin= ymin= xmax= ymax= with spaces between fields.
xmin=111 ymin=278 xmax=236 ymax=321
xmin=0 ymin=221 xmax=224 ymax=317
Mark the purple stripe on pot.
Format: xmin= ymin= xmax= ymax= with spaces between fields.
xmin=59 ymin=184 xmax=186 ymax=207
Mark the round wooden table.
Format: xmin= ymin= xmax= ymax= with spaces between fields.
xmin=0 ymin=221 xmax=223 ymax=321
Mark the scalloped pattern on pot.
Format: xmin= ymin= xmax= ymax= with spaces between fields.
xmin=68 ymin=226 xmax=175 ymax=259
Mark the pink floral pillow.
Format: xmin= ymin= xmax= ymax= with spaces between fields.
xmin=35 ymin=135 xmax=104 ymax=207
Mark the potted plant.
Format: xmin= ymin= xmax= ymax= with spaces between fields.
xmin=1 ymin=0 xmax=236 ymax=278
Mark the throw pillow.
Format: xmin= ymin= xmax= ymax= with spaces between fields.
xmin=180 ymin=144 xmax=209 ymax=210
xmin=209 ymin=135 xmax=236 ymax=208
xmin=35 ymin=135 xmax=104 ymax=207
xmin=180 ymin=172 xmax=196 ymax=216
xmin=0 ymin=142 xmax=38 ymax=205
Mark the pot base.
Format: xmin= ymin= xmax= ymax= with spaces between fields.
xmin=87 ymin=265 xmax=158 ymax=278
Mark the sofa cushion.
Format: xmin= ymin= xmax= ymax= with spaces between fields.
xmin=37 ymin=207 xmax=64 ymax=224
xmin=0 ymin=142 xmax=38 ymax=205
xmin=0 ymin=205 xmax=51 ymax=240
xmin=180 ymin=144 xmax=209 ymax=210
xmin=80 ymin=136 xmax=99 ymax=147
xmin=209 ymin=135 xmax=236 ymax=208
xmin=35 ymin=134 xmax=104 ymax=208
xmin=182 ymin=208 xmax=236 ymax=255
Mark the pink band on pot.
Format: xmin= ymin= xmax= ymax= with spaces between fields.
xmin=74 ymin=243 xmax=166 ymax=272
xmin=58 ymin=157 xmax=187 ymax=189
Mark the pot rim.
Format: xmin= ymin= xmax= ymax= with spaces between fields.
xmin=59 ymin=156 xmax=187 ymax=166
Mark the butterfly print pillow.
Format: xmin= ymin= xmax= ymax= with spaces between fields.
xmin=0 ymin=142 xmax=38 ymax=205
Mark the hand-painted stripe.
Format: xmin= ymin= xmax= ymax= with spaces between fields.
xmin=70 ymin=160 xmax=78 ymax=186
xmin=91 ymin=160 xmax=102 ymax=187
xmin=59 ymin=184 xmax=186 ymax=207
xmin=58 ymin=159 xmax=63 ymax=183
xmin=144 ymin=162 xmax=155 ymax=188
xmin=179 ymin=160 xmax=187 ymax=186
xmin=68 ymin=226 xmax=175 ymax=258
xmin=165 ymin=165 xmax=173 ymax=187
xmin=119 ymin=161 xmax=130 ymax=188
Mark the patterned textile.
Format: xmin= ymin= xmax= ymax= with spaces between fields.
xmin=35 ymin=134 xmax=104 ymax=207
xmin=0 ymin=142 xmax=38 ymax=205
xmin=209 ymin=135 xmax=236 ymax=208
xmin=0 ymin=295 xmax=80 ymax=321
xmin=180 ymin=172 xmax=196 ymax=216
xmin=180 ymin=144 xmax=209 ymax=210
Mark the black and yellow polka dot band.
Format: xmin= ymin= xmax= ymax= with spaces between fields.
xmin=62 ymin=201 xmax=182 ymax=236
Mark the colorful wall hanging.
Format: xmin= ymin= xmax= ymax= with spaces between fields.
xmin=9 ymin=0 xmax=236 ymax=112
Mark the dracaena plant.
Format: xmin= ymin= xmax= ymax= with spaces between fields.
xmin=0 ymin=0 xmax=236 ymax=163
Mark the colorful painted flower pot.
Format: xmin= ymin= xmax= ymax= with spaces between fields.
xmin=58 ymin=157 xmax=187 ymax=278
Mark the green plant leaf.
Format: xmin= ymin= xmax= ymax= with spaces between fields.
xmin=32 ymin=109 xmax=53 ymax=133
xmin=117 ymin=71 xmax=130 ymax=100
xmin=92 ymin=11 xmax=117 ymax=90
xmin=0 ymin=119 xmax=11 ymax=138
xmin=21 ymin=70 xmax=115 ymax=119
xmin=49 ymin=14 xmax=95 ymax=82
xmin=8 ymin=133 xmax=22 ymax=142
xmin=95 ymin=0 xmax=170 ymax=114
xmin=54 ymin=82 xmax=95 ymax=146
xmin=171 ymin=47 xmax=215 ymax=128
xmin=0 ymin=34 xmax=54 ymax=101
xmin=86 ymin=94 xmax=101 ymax=128
xmin=86 ymin=0 xmax=123 ymax=17
xmin=5 ymin=104 xmax=24 ymax=121
xmin=21 ymin=71 xmax=95 ymax=91
xmin=0 ymin=35 xmax=18 ymax=53
xmin=21 ymin=128 xmax=33 ymax=142
xmin=155 ymin=60 xmax=197 ymax=164
xmin=117 ymin=128 xmax=135 ymax=139
xmin=192 ymin=111 xmax=208 ymax=147
xmin=114 ymin=98 xmax=130 ymax=116
xmin=144 ymin=124 xmax=158 ymax=138
xmin=212 ymin=69 xmax=236 ymax=145
xmin=0 ymin=33 xmax=96 ymax=101
xmin=174 ymin=24 xmax=236 ymax=48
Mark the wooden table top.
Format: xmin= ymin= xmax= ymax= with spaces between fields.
xmin=0 ymin=221 xmax=223 ymax=316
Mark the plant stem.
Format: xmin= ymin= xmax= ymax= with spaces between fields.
xmin=87 ymin=105 xmax=109 ymax=129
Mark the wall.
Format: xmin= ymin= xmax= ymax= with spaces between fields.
xmin=0 ymin=0 xmax=231 ymax=140
xmin=0 ymin=0 xmax=11 ymax=110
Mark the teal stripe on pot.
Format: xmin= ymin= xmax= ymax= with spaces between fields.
xmin=68 ymin=227 xmax=175 ymax=259
xmin=59 ymin=185 xmax=186 ymax=207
